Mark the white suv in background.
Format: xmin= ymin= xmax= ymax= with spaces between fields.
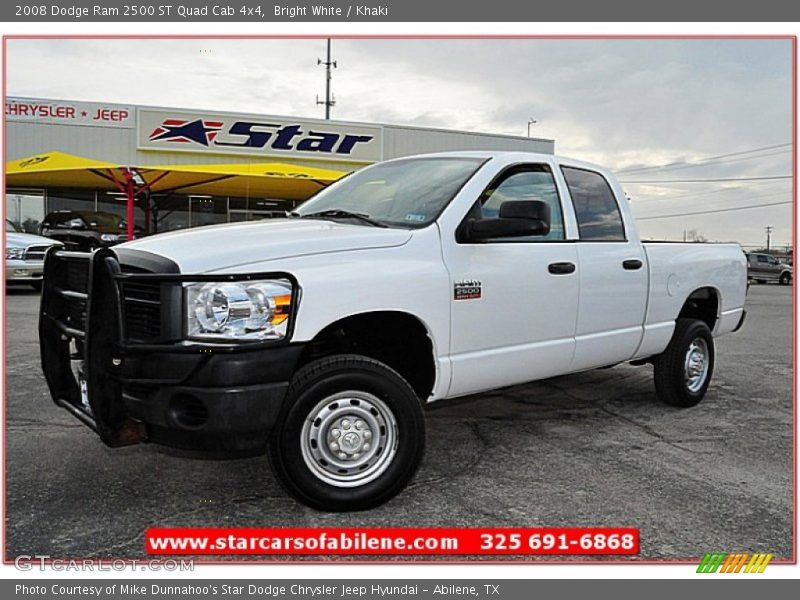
xmin=5 ymin=220 xmax=62 ymax=290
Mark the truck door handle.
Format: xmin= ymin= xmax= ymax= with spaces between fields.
xmin=548 ymin=262 xmax=576 ymax=275
xmin=623 ymin=259 xmax=643 ymax=270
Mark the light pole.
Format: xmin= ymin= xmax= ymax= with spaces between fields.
xmin=527 ymin=118 xmax=537 ymax=137
xmin=766 ymin=225 xmax=773 ymax=252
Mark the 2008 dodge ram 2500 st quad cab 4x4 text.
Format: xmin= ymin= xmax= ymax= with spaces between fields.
xmin=40 ymin=152 xmax=747 ymax=511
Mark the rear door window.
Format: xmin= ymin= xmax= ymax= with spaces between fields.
xmin=562 ymin=166 xmax=626 ymax=241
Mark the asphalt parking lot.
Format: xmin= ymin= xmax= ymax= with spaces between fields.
xmin=4 ymin=284 xmax=793 ymax=561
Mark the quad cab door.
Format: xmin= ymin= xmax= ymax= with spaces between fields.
xmin=559 ymin=165 xmax=648 ymax=370
xmin=442 ymin=162 xmax=580 ymax=397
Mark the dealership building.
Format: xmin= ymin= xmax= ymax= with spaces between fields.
xmin=5 ymin=97 xmax=554 ymax=236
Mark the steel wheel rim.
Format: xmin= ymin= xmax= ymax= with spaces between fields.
xmin=300 ymin=390 xmax=398 ymax=488
xmin=684 ymin=337 xmax=710 ymax=393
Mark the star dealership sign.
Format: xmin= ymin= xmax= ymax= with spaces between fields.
xmin=138 ymin=109 xmax=383 ymax=163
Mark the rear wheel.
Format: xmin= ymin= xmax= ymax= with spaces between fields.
xmin=654 ymin=319 xmax=715 ymax=408
xmin=269 ymin=354 xmax=426 ymax=511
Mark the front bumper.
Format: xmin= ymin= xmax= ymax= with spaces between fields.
xmin=6 ymin=259 xmax=45 ymax=283
xmin=120 ymin=346 xmax=303 ymax=453
xmin=39 ymin=248 xmax=303 ymax=454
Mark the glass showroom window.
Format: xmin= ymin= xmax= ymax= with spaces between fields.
xmin=6 ymin=189 xmax=45 ymax=233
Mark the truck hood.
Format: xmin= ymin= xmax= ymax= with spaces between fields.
xmin=116 ymin=218 xmax=414 ymax=273
xmin=6 ymin=231 xmax=61 ymax=249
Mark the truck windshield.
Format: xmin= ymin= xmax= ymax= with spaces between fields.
xmin=294 ymin=157 xmax=486 ymax=228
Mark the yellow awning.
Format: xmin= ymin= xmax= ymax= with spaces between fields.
xmin=137 ymin=161 xmax=348 ymax=200
xmin=6 ymin=152 xmax=348 ymax=201
xmin=5 ymin=151 xmax=122 ymax=189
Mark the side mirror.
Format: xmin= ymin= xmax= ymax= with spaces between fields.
xmin=467 ymin=200 xmax=550 ymax=241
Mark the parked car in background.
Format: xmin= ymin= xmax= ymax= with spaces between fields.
xmin=39 ymin=210 xmax=141 ymax=251
xmin=5 ymin=219 xmax=62 ymax=290
xmin=745 ymin=252 xmax=792 ymax=285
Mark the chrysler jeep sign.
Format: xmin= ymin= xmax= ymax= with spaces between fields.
xmin=137 ymin=109 xmax=383 ymax=162
xmin=6 ymin=97 xmax=134 ymax=128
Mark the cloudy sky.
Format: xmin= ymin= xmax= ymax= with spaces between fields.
xmin=6 ymin=38 xmax=794 ymax=247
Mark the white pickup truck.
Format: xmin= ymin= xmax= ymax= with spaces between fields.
xmin=40 ymin=152 xmax=747 ymax=511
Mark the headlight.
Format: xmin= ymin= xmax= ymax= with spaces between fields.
xmin=5 ymin=247 xmax=24 ymax=260
xmin=185 ymin=279 xmax=294 ymax=341
xmin=100 ymin=233 xmax=120 ymax=243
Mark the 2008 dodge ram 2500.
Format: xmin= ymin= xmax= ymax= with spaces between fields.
xmin=40 ymin=152 xmax=747 ymax=511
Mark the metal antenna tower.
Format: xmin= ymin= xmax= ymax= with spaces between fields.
xmin=316 ymin=39 xmax=337 ymax=119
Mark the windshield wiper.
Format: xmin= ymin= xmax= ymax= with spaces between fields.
xmin=297 ymin=209 xmax=388 ymax=228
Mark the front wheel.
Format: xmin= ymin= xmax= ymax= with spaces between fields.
xmin=779 ymin=272 xmax=791 ymax=285
xmin=653 ymin=319 xmax=715 ymax=408
xmin=269 ymin=355 xmax=426 ymax=511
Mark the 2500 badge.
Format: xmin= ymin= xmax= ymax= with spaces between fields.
xmin=454 ymin=280 xmax=482 ymax=300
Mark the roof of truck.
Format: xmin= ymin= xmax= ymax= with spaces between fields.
xmin=389 ymin=150 xmax=607 ymax=172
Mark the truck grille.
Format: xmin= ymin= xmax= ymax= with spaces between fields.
xmin=62 ymin=258 xmax=90 ymax=333
xmin=41 ymin=252 xmax=166 ymax=345
xmin=24 ymin=245 xmax=52 ymax=261
xmin=120 ymin=278 xmax=162 ymax=342
xmin=66 ymin=259 xmax=89 ymax=292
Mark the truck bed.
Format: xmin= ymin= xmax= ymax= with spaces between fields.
xmin=633 ymin=242 xmax=747 ymax=359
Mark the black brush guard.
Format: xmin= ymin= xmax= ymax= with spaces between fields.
xmin=39 ymin=247 xmax=146 ymax=446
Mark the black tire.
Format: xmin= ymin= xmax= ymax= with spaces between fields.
xmin=653 ymin=318 xmax=715 ymax=408
xmin=30 ymin=281 xmax=42 ymax=292
xmin=779 ymin=272 xmax=791 ymax=285
xmin=269 ymin=354 xmax=426 ymax=511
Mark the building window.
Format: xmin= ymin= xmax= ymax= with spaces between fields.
xmin=45 ymin=188 xmax=101 ymax=232
xmin=152 ymin=194 xmax=190 ymax=233
xmin=96 ymin=191 xmax=146 ymax=230
xmin=6 ymin=189 xmax=45 ymax=233
xmin=229 ymin=197 xmax=290 ymax=222
xmin=190 ymin=196 xmax=228 ymax=227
